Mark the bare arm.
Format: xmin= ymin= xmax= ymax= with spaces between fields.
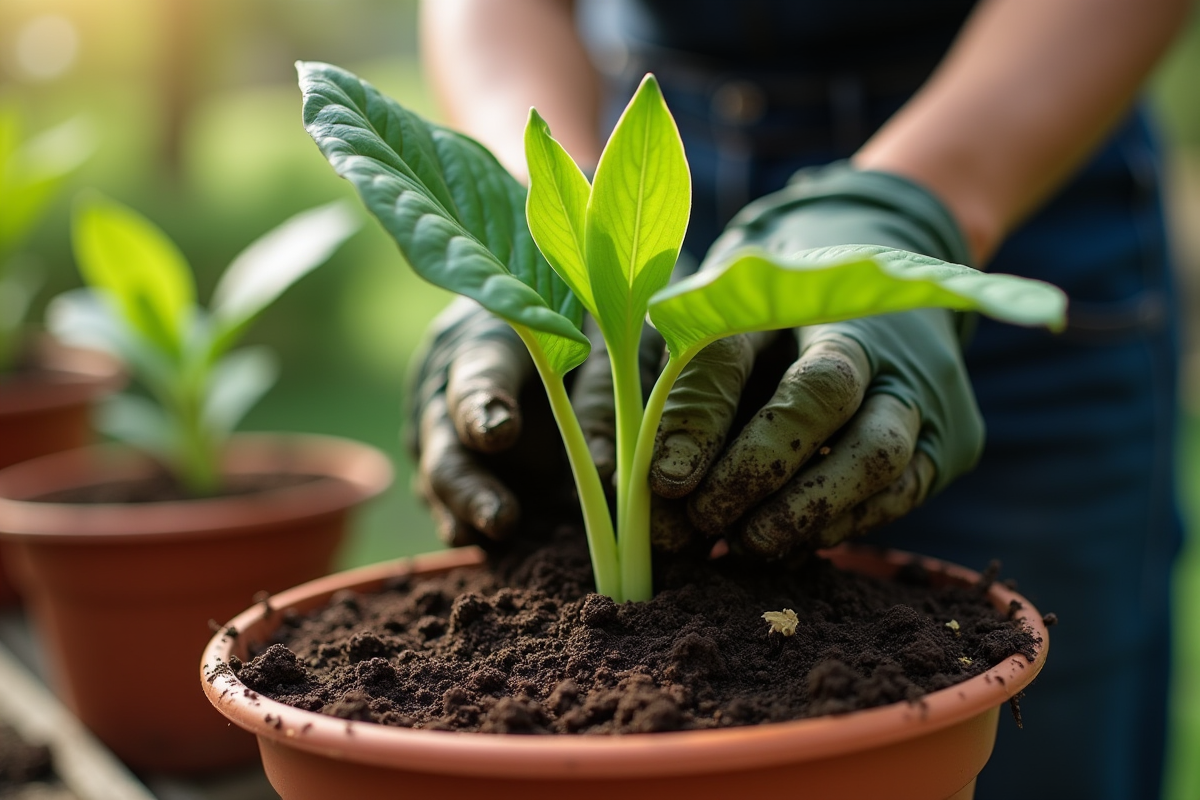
xmin=854 ymin=0 xmax=1192 ymax=264
xmin=419 ymin=0 xmax=603 ymax=182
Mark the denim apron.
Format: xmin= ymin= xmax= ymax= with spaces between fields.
xmin=585 ymin=2 xmax=1183 ymax=798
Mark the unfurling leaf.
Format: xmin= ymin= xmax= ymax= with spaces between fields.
xmin=585 ymin=74 xmax=690 ymax=353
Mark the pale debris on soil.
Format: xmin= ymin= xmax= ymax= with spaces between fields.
xmin=762 ymin=609 xmax=800 ymax=636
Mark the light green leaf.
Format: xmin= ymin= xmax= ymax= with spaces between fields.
xmin=46 ymin=288 xmax=180 ymax=400
xmin=585 ymin=74 xmax=690 ymax=348
xmin=203 ymin=346 xmax=278 ymax=436
xmin=298 ymin=61 xmax=588 ymax=377
xmin=649 ymin=244 xmax=1068 ymax=358
xmin=96 ymin=393 xmax=176 ymax=463
xmin=210 ymin=200 xmax=359 ymax=353
xmin=0 ymin=112 xmax=94 ymax=255
xmin=71 ymin=194 xmax=195 ymax=357
xmin=524 ymin=109 xmax=595 ymax=316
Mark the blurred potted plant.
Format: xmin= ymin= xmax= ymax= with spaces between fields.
xmin=0 ymin=194 xmax=392 ymax=773
xmin=0 ymin=102 xmax=120 ymax=604
xmin=198 ymin=63 xmax=1062 ymax=799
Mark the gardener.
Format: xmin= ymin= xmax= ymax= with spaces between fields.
xmin=412 ymin=1 xmax=1189 ymax=798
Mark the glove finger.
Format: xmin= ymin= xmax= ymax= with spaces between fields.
xmin=650 ymin=333 xmax=765 ymax=499
xmin=446 ymin=330 xmax=533 ymax=454
xmin=650 ymin=494 xmax=705 ymax=554
xmin=419 ymin=394 xmax=521 ymax=540
xmin=737 ymin=392 xmax=920 ymax=558
xmin=687 ymin=335 xmax=869 ymax=534
xmin=571 ymin=333 xmax=618 ymax=485
xmin=809 ymin=451 xmax=937 ymax=549
xmin=428 ymin=494 xmax=484 ymax=548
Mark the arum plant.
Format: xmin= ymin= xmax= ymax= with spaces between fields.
xmin=47 ymin=194 xmax=359 ymax=496
xmin=299 ymin=62 xmax=1066 ymax=602
xmin=0 ymin=101 xmax=94 ymax=371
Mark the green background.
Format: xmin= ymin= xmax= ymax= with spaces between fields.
xmin=2 ymin=1 xmax=1199 ymax=797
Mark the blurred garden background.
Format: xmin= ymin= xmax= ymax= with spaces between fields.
xmin=1 ymin=0 xmax=1198 ymax=796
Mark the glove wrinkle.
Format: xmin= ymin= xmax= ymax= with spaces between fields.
xmin=650 ymin=333 xmax=758 ymax=498
xmin=687 ymin=342 xmax=866 ymax=535
xmin=738 ymin=393 xmax=919 ymax=558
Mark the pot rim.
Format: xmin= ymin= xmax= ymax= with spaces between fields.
xmin=200 ymin=546 xmax=1049 ymax=780
xmin=0 ymin=336 xmax=125 ymax=416
xmin=0 ymin=433 xmax=393 ymax=542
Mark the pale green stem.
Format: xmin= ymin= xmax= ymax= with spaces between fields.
xmin=172 ymin=380 xmax=221 ymax=497
xmin=619 ymin=352 xmax=690 ymax=602
xmin=514 ymin=326 xmax=621 ymax=598
xmin=609 ymin=342 xmax=647 ymax=602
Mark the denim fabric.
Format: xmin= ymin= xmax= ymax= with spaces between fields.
xmin=601 ymin=57 xmax=1182 ymax=800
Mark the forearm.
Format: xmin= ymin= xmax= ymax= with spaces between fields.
xmin=854 ymin=0 xmax=1191 ymax=264
xmin=419 ymin=0 xmax=603 ymax=181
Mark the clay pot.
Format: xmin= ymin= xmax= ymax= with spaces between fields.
xmin=0 ymin=433 xmax=392 ymax=773
xmin=0 ymin=337 xmax=123 ymax=605
xmin=201 ymin=546 xmax=1049 ymax=800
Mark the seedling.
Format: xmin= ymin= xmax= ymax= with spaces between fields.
xmin=0 ymin=101 xmax=93 ymax=371
xmin=299 ymin=62 xmax=1066 ymax=602
xmin=48 ymin=194 xmax=359 ymax=495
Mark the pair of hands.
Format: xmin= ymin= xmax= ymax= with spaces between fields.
xmin=410 ymin=165 xmax=985 ymax=560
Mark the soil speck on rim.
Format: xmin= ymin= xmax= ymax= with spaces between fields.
xmin=239 ymin=531 xmax=1040 ymax=735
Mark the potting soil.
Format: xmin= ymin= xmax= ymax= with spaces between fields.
xmin=236 ymin=530 xmax=1040 ymax=734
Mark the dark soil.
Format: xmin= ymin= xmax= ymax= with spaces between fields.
xmin=34 ymin=472 xmax=323 ymax=504
xmin=235 ymin=530 xmax=1040 ymax=735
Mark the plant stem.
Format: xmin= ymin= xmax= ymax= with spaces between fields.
xmin=515 ymin=326 xmax=621 ymax=598
xmin=609 ymin=342 xmax=649 ymax=601
xmin=620 ymin=353 xmax=689 ymax=602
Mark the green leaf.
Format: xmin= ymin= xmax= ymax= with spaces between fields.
xmin=298 ymin=61 xmax=588 ymax=377
xmin=71 ymin=194 xmax=195 ymax=357
xmin=524 ymin=109 xmax=595 ymax=316
xmin=210 ymin=200 xmax=359 ymax=354
xmin=96 ymin=393 xmax=176 ymax=464
xmin=47 ymin=288 xmax=181 ymax=401
xmin=585 ymin=74 xmax=689 ymax=349
xmin=0 ymin=111 xmax=94 ymax=256
xmin=649 ymin=244 xmax=1068 ymax=358
xmin=203 ymin=346 xmax=278 ymax=436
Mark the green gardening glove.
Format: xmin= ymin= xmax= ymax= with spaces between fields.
xmin=407 ymin=298 xmax=580 ymax=547
xmin=644 ymin=162 xmax=984 ymax=558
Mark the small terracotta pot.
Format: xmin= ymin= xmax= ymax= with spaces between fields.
xmin=0 ymin=433 xmax=392 ymax=773
xmin=0 ymin=337 xmax=123 ymax=605
xmin=201 ymin=546 xmax=1049 ymax=800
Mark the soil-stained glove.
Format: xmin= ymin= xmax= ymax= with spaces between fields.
xmin=648 ymin=163 xmax=983 ymax=558
xmin=407 ymin=298 xmax=576 ymax=547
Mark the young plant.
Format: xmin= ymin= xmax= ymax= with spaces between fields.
xmin=299 ymin=62 xmax=1066 ymax=602
xmin=0 ymin=101 xmax=93 ymax=371
xmin=47 ymin=194 xmax=359 ymax=496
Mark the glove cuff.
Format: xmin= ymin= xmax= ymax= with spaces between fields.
xmin=714 ymin=161 xmax=974 ymax=271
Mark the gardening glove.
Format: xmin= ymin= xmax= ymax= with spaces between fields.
xmin=647 ymin=162 xmax=983 ymax=559
xmin=407 ymin=298 xmax=578 ymax=547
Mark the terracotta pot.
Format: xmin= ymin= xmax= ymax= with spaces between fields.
xmin=0 ymin=337 xmax=123 ymax=605
xmin=201 ymin=546 xmax=1049 ymax=800
xmin=0 ymin=433 xmax=392 ymax=773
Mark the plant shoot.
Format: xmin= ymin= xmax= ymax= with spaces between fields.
xmin=49 ymin=194 xmax=359 ymax=495
xmin=299 ymin=62 xmax=1066 ymax=602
